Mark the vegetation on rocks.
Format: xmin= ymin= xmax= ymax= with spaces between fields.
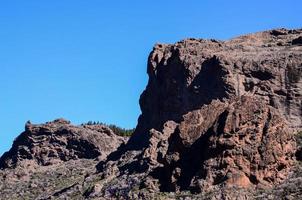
xmin=83 ymin=121 xmax=135 ymax=137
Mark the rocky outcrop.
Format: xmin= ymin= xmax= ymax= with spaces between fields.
xmin=0 ymin=119 xmax=127 ymax=169
xmin=130 ymin=28 xmax=302 ymax=150
xmin=97 ymin=28 xmax=301 ymax=195
xmin=0 ymin=28 xmax=301 ymax=199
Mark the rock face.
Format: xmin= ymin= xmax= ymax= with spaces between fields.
xmin=142 ymin=96 xmax=295 ymax=192
xmin=0 ymin=118 xmax=127 ymax=169
xmin=130 ymin=28 xmax=302 ymax=149
xmin=98 ymin=28 xmax=301 ymax=195
xmin=0 ymin=28 xmax=301 ymax=199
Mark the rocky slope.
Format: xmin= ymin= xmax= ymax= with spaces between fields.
xmin=0 ymin=119 xmax=128 ymax=199
xmin=0 ymin=28 xmax=301 ymax=199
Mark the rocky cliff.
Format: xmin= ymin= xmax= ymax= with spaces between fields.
xmin=131 ymin=28 xmax=302 ymax=150
xmin=96 ymin=28 xmax=302 ymax=198
xmin=0 ymin=28 xmax=301 ymax=199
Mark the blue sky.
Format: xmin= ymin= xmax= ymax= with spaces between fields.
xmin=0 ymin=1 xmax=301 ymax=155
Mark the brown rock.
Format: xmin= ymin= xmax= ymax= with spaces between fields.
xmin=100 ymin=28 xmax=301 ymax=194
xmin=129 ymin=28 xmax=302 ymax=150
xmin=0 ymin=119 xmax=127 ymax=169
xmin=1 ymin=28 xmax=301 ymax=199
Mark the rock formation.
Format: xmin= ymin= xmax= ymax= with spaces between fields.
xmin=131 ymin=28 xmax=302 ymax=150
xmin=0 ymin=28 xmax=301 ymax=199
xmin=97 ymin=28 xmax=301 ymax=196
xmin=142 ymin=96 xmax=295 ymax=192
xmin=0 ymin=118 xmax=127 ymax=169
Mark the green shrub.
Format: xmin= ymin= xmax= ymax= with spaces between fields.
xmin=82 ymin=121 xmax=135 ymax=137
xmin=107 ymin=124 xmax=135 ymax=137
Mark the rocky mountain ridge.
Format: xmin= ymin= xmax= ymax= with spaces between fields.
xmin=0 ymin=28 xmax=301 ymax=199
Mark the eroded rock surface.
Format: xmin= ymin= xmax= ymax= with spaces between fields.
xmin=145 ymin=96 xmax=295 ymax=192
xmin=97 ymin=28 xmax=301 ymax=196
xmin=0 ymin=118 xmax=127 ymax=169
xmin=0 ymin=28 xmax=301 ymax=199
xmin=131 ymin=28 xmax=302 ymax=150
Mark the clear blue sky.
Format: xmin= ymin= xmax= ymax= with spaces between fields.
xmin=0 ymin=1 xmax=301 ymax=155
